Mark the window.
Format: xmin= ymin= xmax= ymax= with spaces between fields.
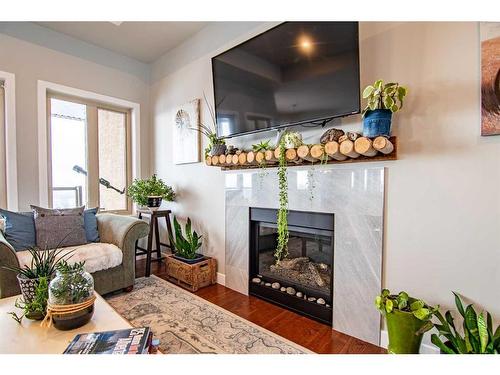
xmin=48 ymin=95 xmax=131 ymax=213
xmin=0 ymin=81 xmax=6 ymax=208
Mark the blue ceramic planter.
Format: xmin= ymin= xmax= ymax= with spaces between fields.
xmin=363 ymin=109 xmax=393 ymax=137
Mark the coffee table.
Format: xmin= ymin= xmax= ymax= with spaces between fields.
xmin=0 ymin=293 xmax=132 ymax=354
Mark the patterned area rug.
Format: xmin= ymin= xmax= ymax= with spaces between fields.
xmin=105 ymin=276 xmax=312 ymax=354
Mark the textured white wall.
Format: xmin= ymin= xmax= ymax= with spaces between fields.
xmin=151 ymin=22 xmax=500 ymax=324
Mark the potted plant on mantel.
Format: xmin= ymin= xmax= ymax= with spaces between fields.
xmin=191 ymin=94 xmax=226 ymax=157
xmin=127 ymin=174 xmax=175 ymax=210
xmin=375 ymin=289 xmax=437 ymax=354
xmin=362 ymin=79 xmax=408 ymax=138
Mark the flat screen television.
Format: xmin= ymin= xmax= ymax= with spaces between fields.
xmin=212 ymin=22 xmax=360 ymax=138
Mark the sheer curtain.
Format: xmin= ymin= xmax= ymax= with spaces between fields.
xmin=0 ymin=83 xmax=6 ymax=208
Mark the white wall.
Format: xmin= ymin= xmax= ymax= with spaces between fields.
xmin=151 ymin=21 xmax=500 ymax=323
xmin=0 ymin=29 xmax=151 ymax=210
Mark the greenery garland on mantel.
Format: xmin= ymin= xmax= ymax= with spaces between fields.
xmin=274 ymin=136 xmax=289 ymax=263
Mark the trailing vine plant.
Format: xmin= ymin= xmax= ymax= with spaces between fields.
xmin=275 ymin=136 xmax=289 ymax=263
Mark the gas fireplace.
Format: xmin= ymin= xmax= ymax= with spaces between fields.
xmin=249 ymin=207 xmax=334 ymax=324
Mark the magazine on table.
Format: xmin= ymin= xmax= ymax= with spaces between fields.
xmin=63 ymin=327 xmax=152 ymax=354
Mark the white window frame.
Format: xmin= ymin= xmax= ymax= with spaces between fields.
xmin=37 ymin=80 xmax=141 ymax=211
xmin=0 ymin=71 xmax=18 ymax=211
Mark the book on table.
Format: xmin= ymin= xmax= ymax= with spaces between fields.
xmin=63 ymin=327 xmax=152 ymax=354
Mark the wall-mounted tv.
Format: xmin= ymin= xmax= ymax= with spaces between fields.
xmin=212 ymin=22 xmax=360 ymax=138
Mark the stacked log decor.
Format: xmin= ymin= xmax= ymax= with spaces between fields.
xmin=205 ymin=136 xmax=397 ymax=170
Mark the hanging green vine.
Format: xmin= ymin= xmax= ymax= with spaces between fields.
xmin=275 ymin=137 xmax=289 ymax=263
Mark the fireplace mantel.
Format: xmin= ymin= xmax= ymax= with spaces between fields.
xmin=224 ymin=164 xmax=385 ymax=346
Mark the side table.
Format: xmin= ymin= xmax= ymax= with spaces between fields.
xmin=135 ymin=208 xmax=174 ymax=277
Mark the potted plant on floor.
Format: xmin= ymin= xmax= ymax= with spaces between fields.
xmin=169 ymin=216 xmax=204 ymax=264
xmin=375 ymin=289 xmax=437 ymax=354
xmin=3 ymin=245 xmax=72 ymax=321
xmin=431 ymin=292 xmax=500 ymax=354
xmin=127 ymin=174 xmax=175 ymax=210
xmin=362 ymin=79 xmax=408 ymax=137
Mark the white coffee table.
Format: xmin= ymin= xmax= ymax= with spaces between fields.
xmin=0 ymin=293 xmax=132 ymax=354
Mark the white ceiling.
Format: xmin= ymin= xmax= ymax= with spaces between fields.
xmin=36 ymin=22 xmax=210 ymax=63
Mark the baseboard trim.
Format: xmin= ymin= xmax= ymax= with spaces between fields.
xmin=380 ymin=330 xmax=439 ymax=354
xmin=217 ymin=272 xmax=226 ymax=286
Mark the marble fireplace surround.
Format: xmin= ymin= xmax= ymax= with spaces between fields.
xmin=225 ymin=165 xmax=385 ymax=346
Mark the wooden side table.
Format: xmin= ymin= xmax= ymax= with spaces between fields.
xmin=135 ymin=208 xmax=174 ymax=277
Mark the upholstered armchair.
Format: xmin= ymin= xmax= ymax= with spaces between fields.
xmin=0 ymin=214 xmax=149 ymax=298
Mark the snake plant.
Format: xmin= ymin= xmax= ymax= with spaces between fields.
xmin=169 ymin=216 xmax=202 ymax=259
xmin=431 ymin=292 xmax=500 ymax=354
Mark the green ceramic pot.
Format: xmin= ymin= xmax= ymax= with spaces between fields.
xmin=386 ymin=309 xmax=426 ymax=354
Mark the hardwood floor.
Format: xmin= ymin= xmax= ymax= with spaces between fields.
xmin=135 ymin=259 xmax=385 ymax=354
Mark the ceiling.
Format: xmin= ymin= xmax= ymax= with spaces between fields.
xmin=36 ymin=22 xmax=210 ymax=63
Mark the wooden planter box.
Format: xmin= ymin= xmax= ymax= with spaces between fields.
xmin=165 ymin=255 xmax=217 ymax=292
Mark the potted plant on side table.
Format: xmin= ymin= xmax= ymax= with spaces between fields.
xmin=375 ymin=289 xmax=438 ymax=354
xmin=127 ymin=174 xmax=175 ymax=211
xmin=362 ymin=79 xmax=408 ymax=137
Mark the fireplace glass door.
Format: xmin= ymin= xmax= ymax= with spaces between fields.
xmin=249 ymin=208 xmax=334 ymax=324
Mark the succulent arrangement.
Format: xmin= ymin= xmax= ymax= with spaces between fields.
xmin=127 ymin=174 xmax=175 ymax=207
xmin=49 ymin=260 xmax=94 ymax=305
xmin=252 ymin=140 xmax=272 ymax=153
xmin=431 ymin=292 xmax=500 ymax=354
xmin=169 ymin=216 xmax=203 ymax=260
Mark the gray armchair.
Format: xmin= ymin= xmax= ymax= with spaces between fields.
xmin=0 ymin=213 xmax=149 ymax=298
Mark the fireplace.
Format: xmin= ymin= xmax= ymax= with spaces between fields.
xmin=249 ymin=207 xmax=334 ymax=324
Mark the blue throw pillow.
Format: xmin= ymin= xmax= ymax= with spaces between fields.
xmin=84 ymin=207 xmax=100 ymax=242
xmin=0 ymin=209 xmax=36 ymax=251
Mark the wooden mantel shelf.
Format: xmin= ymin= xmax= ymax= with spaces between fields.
xmin=205 ymin=136 xmax=397 ymax=171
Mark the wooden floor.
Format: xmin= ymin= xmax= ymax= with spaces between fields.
xmin=136 ymin=259 xmax=385 ymax=354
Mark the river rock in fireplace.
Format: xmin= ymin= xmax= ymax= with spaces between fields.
xmin=269 ymin=257 xmax=331 ymax=292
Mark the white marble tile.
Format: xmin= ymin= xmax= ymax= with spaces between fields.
xmin=224 ymin=165 xmax=384 ymax=345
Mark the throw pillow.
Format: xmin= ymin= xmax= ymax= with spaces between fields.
xmin=31 ymin=205 xmax=87 ymax=249
xmin=84 ymin=207 xmax=100 ymax=242
xmin=0 ymin=209 xmax=37 ymax=251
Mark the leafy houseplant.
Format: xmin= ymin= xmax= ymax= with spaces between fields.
xmin=191 ymin=94 xmax=226 ymax=157
xmin=375 ymin=289 xmax=437 ymax=354
xmin=274 ymin=136 xmax=289 ymax=263
xmin=169 ymin=216 xmax=204 ymax=264
xmin=127 ymin=174 xmax=175 ymax=209
xmin=3 ymin=245 xmax=73 ymax=322
xmin=281 ymin=131 xmax=303 ymax=149
xmin=361 ymin=79 xmax=408 ymax=138
xmin=431 ymin=292 xmax=500 ymax=354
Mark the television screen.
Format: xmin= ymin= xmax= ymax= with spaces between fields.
xmin=212 ymin=22 xmax=360 ymax=138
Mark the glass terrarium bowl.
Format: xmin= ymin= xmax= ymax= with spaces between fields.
xmin=48 ymin=267 xmax=95 ymax=330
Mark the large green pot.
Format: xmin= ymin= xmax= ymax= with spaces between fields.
xmin=386 ymin=309 xmax=426 ymax=354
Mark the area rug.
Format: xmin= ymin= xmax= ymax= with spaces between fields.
xmin=105 ymin=275 xmax=312 ymax=354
